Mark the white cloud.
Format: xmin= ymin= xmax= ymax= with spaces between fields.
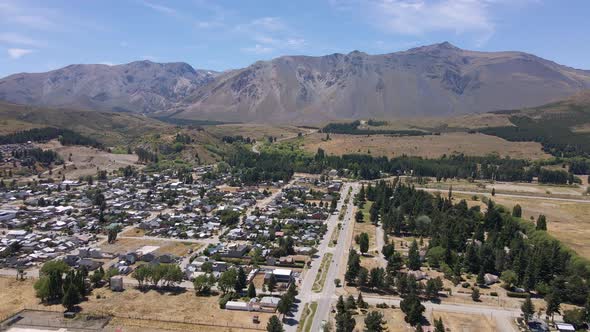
xmin=238 ymin=17 xmax=306 ymax=55
xmin=141 ymin=1 xmax=178 ymax=16
xmin=0 ymin=32 xmax=44 ymax=47
xmin=241 ymin=44 xmax=274 ymax=55
xmin=7 ymin=48 xmax=33 ymax=59
xmin=330 ymin=0 xmax=515 ymax=45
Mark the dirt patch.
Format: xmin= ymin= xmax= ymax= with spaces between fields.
xmin=302 ymin=132 xmax=550 ymax=160
xmin=100 ymin=238 xmax=201 ymax=257
xmin=35 ymin=140 xmax=140 ymax=180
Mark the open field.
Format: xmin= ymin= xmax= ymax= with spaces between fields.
xmin=35 ymin=140 xmax=139 ymax=180
xmin=431 ymin=310 xmax=497 ymax=331
xmin=206 ymin=124 xmax=308 ymax=141
xmin=302 ymin=132 xmax=550 ymax=160
xmin=99 ymin=238 xmax=202 ymax=257
xmin=455 ymin=193 xmax=590 ymax=259
xmin=0 ymin=277 xmax=269 ymax=331
xmin=351 ymin=308 xmax=414 ymax=332
xmin=0 ymin=277 xmax=39 ymax=320
xmin=419 ymin=178 xmax=587 ymax=197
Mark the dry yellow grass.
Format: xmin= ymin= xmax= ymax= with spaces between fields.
xmin=352 ymin=308 xmax=414 ymax=332
xmin=431 ymin=311 xmax=497 ymax=331
xmin=100 ymin=238 xmax=201 ymax=256
xmin=0 ymin=277 xmax=40 ymax=319
xmin=35 ymin=140 xmax=140 ymax=180
xmin=87 ymin=287 xmax=269 ymax=331
xmin=456 ymin=193 xmax=590 ymax=259
xmin=302 ymin=132 xmax=550 ymax=160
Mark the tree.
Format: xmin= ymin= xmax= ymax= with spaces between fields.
xmin=369 ymin=268 xmax=385 ymax=290
xmin=476 ymin=267 xmax=485 ymax=286
xmin=357 ymin=292 xmax=368 ymax=309
xmin=491 ymin=188 xmax=496 ymax=196
xmin=235 ymin=267 xmax=247 ymax=292
xmin=247 ymin=282 xmax=257 ymax=298
xmin=90 ymin=267 xmax=105 ymax=287
xmin=563 ymin=308 xmax=586 ymax=330
xmin=266 ymin=315 xmax=284 ymax=332
xmin=364 ymin=311 xmax=386 ymax=332
xmin=335 ymin=295 xmax=356 ymax=332
xmin=132 ymin=265 xmax=149 ymax=289
xmin=407 ymin=240 xmax=421 ymax=271
xmin=536 ymin=215 xmax=547 ymax=231
xmin=521 ymin=295 xmax=535 ymax=321
xmin=334 ymin=278 xmax=342 ymax=287
xmin=500 ymin=270 xmax=518 ymax=290
xmin=194 ymin=274 xmax=215 ymax=295
xmin=382 ymin=243 xmax=395 ymax=260
xmin=40 ymin=260 xmax=70 ymax=277
xmin=359 ymin=232 xmax=369 ymax=255
xmin=400 ymin=291 xmax=425 ymax=326
xmin=512 ymin=204 xmax=522 ymax=218
xmin=277 ymin=296 xmax=292 ymax=321
xmin=545 ymin=291 xmax=561 ymax=322
xmin=218 ymin=269 xmax=238 ymax=294
xmin=355 ymin=210 xmax=364 ymax=223
xmin=471 ymin=287 xmax=480 ymax=302
xmin=433 ymin=317 xmax=445 ymax=332
xmin=425 ymin=277 xmax=442 ymax=300
xmin=357 ymin=267 xmax=369 ymax=287
xmin=267 ymin=273 xmax=277 ymax=295
xmin=62 ymin=282 xmax=80 ymax=311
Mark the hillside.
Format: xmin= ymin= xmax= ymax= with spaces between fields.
xmin=1 ymin=43 xmax=590 ymax=124
xmin=175 ymin=42 xmax=590 ymax=123
xmin=0 ymin=61 xmax=217 ymax=113
xmin=0 ymin=101 xmax=173 ymax=145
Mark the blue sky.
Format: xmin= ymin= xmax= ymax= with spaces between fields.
xmin=1 ymin=0 xmax=589 ymax=77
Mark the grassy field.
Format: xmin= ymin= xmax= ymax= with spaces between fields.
xmin=206 ymin=124 xmax=308 ymax=141
xmin=312 ymin=253 xmax=333 ymax=293
xmin=301 ymin=132 xmax=550 ymax=160
xmin=456 ymin=193 xmax=590 ymax=259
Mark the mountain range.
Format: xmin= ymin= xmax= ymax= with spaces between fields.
xmin=1 ymin=42 xmax=589 ymax=124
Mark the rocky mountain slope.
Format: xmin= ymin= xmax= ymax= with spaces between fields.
xmin=0 ymin=61 xmax=217 ymax=113
xmin=1 ymin=42 xmax=590 ymax=123
xmin=176 ymin=42 xmax=590 ymax=123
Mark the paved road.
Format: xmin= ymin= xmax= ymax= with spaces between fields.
xmin=308 ymin=183 xmax=359 ymax=332
xmin=285 ymin=183 xmax=356 ymax=332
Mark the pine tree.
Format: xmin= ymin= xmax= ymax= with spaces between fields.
xmin=247 ymin=282 xmax=257 ymax=298
xmin=364 ymin=311 xmax=386 ymax=332
xmin=434 ymin=317 xmax=445 ymax=332
xmin=521 ymin=295 xmax=535 ymax=321
xmin=62 ymin=282 xmax=80 ymax=311
xmin=408 ymin=240 xmax=421 ymax=271
xmin=536 ymin=215 xmax=547 ymax=231
xmin=471 ymin=287 xmax=480 ymax=302
xmin=512 ymin=204 xmax=522 ymax=218
xmin=266 ymin=315 xmax=284 ymax=332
